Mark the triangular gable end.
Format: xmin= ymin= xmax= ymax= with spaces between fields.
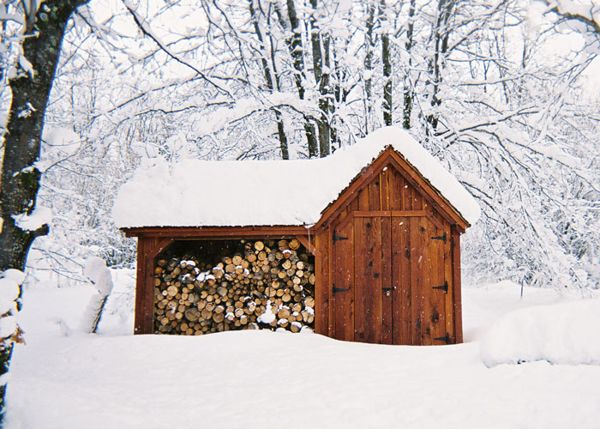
xmin=314 ymin=146 xmax=470 ymax=232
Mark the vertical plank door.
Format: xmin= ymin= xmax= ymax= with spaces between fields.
xmin=332 ymin=219 xmax=354 ymax=341
xmin=428 ymin=219 xmax=448 ymax=344
xmin=353 ymin=216 xmax=385 ymax=343
xmin=333 ymin=212 xmax=449 ymax=345
xmin=391 ymin=216 xmax=411 ymax=344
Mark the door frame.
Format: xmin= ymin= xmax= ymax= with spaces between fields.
xmin=331 ymin=210 xmax=452 ymax=345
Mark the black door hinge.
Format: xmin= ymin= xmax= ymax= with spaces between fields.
xmin=431 ymin=232 xmax=447 ymax=242
xmin=434 ymin=333 xmax=452 ymax=344
xmin=333 ymin=232 xmax=349 ymax=242
xmin=432 ymin=281 xmax=448 ymax=293
xmin=333 ymin=284 xmax=350 ymax=293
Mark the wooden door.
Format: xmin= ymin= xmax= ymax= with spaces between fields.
xmin=332 ymin=212 xmax=449 ymax=345
xmin=332 ymin=218 xmax=354 ymax=341
xmin=391 ymin=216 xmax=448 ymax=345
xmin=353 ymin=215 xmax=392 ymax=344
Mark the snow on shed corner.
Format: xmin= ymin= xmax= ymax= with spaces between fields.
xmin=113 ymin=126 xmax=481 ymax=228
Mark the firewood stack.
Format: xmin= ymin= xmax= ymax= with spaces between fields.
xmin=153 ymin=239 xmax=315 ymax=335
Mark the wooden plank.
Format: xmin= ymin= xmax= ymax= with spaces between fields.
xmin=428 ymin=219 xmax=447 ymax=344
xmin=443 ymin=223 xmax=454 ymax=342
xmin=419 ymin=217 xmax=433 ymax=345
xmin=368 ymin=175 xmax=381 ymax=211
xmin=123 ymin=225 xmax=310 ymax=239
xmin=392 ymin=217 xmax=411 ymax=344
xmin=452 ymin=226 xmax=463 ymax=343
xmin=364 ymin=217 xmax=383 ymax=343
xmin=402 ymin=176 xmax=413 ymax=211
xmin=353 ymin=210 xmax=427 ymax=218
xmin=409 ymin=217 xmax=424 ymax=345
xmin=353 ymin=217 xmax=366 ymax=341
xmin=142 ymin=237 xmax=157 ymax=334
xmin=388 ymin=169 xmax=402 ymax=211
xmin=333 ymin=219 xmax=354 ymax=341
xmin=314 ymin=231 xmax=328 ymax=335
xmin=326 ymin=225 xmax=334 ymax=337
xmin=358 ymin=185 xmax=370 ymax=211
xmin=381 ymin=168 xmax=390 ymax=210
xmin=381 ymin=216 xmax=393 ymax=344
xmin=412 ymin=189 xmax=423 ymax=210
xmin=134 ymin=237 xmax=146 ymax=334
xmin=353 ymin=211 xmax=392 ymax=217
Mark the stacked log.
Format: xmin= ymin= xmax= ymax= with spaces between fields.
xmin=153 ymin=239 xmax=315 ymax=335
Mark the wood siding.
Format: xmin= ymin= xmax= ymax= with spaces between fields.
xmin=320 ymin=162 xmax=461 ymax=345
xmin=128 ymin=149 xmax=465 ymax=344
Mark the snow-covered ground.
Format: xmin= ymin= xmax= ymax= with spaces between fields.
xmin=5 ymin=274 xmax=600 ymax=429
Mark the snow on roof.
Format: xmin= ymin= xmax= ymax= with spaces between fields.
xmin=113 ymin=126 xmax=481 ymax=228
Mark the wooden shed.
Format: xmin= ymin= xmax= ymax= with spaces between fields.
xmin=115 ymin=127 xmax=480 ymax=345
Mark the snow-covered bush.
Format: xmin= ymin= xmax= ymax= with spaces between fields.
xmin=480 ymin=299 xmax=600 ymax=366
xmin=81 ymin=257 xmax=114 ymax=333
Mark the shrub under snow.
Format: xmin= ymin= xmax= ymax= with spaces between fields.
xmin=480 ymin=298 xmax=600 ymax=366
xmin=80 ymin=257 xmax=114 ymax=333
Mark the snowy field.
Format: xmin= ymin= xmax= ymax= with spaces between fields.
xmin=5 ymin=273 xmax=600 ymax=429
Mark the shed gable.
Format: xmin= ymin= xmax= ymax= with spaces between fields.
xmin=315 ymin=147 xmax=469 ymax=232
xmin=115 ymin=127 xmax=479 ymax=230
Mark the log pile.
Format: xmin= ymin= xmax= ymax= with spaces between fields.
xmin=153 ymin=239 xmax=315 ymax=335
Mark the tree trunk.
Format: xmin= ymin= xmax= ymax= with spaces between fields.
xmin=275 ymin=112 xmax=289 ymax=160
xmin=247 ymin=0 xmax=289 ymax=159
xmin=309 ymin=0 xmax=331 ymax=157
xmin=426 ymin=0 xmax=453 ymax=131
xmin=280 ymin=0 xmax=319 ymax=158
xmin=381 ymin=0 xmax=392 ymax=126
xmin=0 ymin=0 xmax=89 ymax=419
xmin=317 ymin=34 xmax=331 ymax=157
xmin=363 ymin=1 xmax=377 ymax=132
xmin=403 ymin=0 xmax=416 ymax=129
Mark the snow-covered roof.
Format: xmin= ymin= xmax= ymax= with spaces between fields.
xmin=113 ymin=126 xmax=480 ymax=228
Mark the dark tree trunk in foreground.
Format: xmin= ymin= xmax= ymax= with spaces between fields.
xmin=0 ymin=0 xmax=88 ymax=420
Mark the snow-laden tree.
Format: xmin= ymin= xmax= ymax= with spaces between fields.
xmin=0 ymin=0 xmax=90 ymax=419
xmin=21 ymin=0 xmax=600 ymax=294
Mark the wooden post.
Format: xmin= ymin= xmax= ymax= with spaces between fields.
xmin=134 ymin=237 xmax=147 ymax=334
xmin=451 ymin=226 xmax=463 ymax=343
xmin=134 ymin=236 xmax=174 ymax=334
xmin=314 ymin=231 xmax=328 ymax=335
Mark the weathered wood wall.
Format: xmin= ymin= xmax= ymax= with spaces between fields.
xmin=313 ymin=159 xmax=463 ymax=345
xmin=126 ymin=149 xmax=466 ymax=344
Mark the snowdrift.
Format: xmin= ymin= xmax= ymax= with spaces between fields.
xmin=480 ymin=298 xmax=600 ymax=366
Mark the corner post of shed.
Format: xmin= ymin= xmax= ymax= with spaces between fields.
xmin=133 ymin=236 xmax=149 ymax=334
xmin=132 ymin=234 xmax=174 ymax=335
xmin=451 ymin=225 xmax=463 ymax=343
